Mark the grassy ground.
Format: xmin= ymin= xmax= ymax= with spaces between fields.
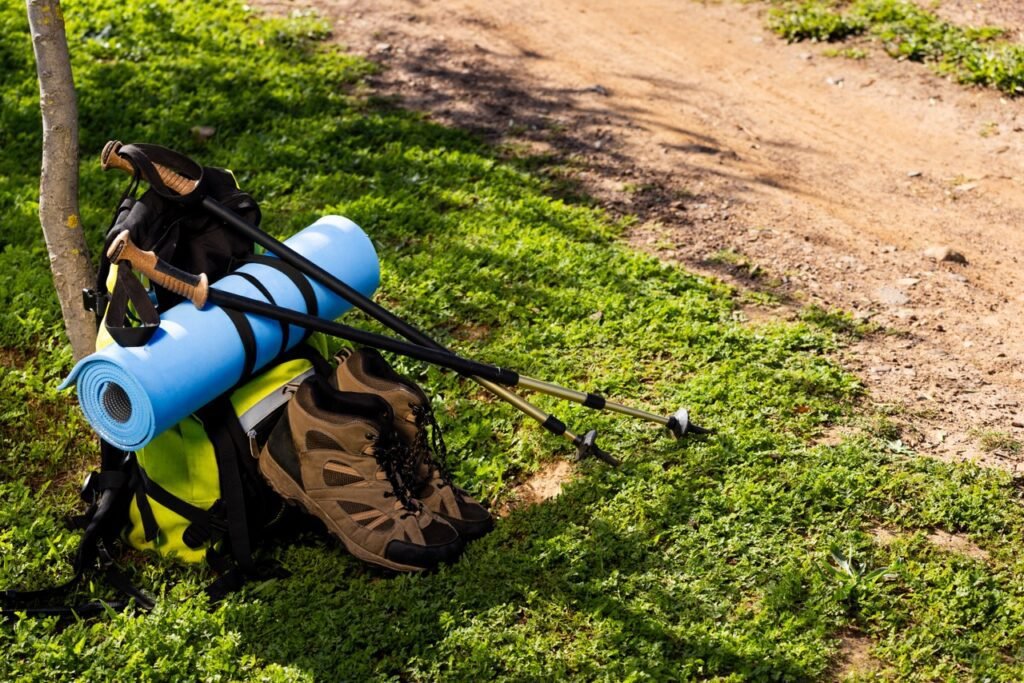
xmin=765 ymin=0 xmax=1024 ymax=95
xmin=2 ymin=1 xmax=1024 ymax=680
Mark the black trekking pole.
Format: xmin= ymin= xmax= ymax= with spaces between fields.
xmin=99 ymin=142 xmax=618 ymax=464
xmin=107 ymin=231 xmax=618 ymax=465
xmin=102 ymin=142 xmax=708 ymax=454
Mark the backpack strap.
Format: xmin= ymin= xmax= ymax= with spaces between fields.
xmin=239 ymin=254 xmax=319 ymax=347
xmin=218 ymin=255 xmax=320 ymax=377
xmin=243 ymin=254 xmax=319 ymax=319
xmin=193 ymin=344 xmax=331 ymax=592
xmin=222 ymin=307 xmax=259 ymax=382
xmin=196 ymin=397 xmax=257 ymax=574
xmin=231 ymin=271 xmax=290 ymax=358
xmin=104 ymin=265 xmax=161 ymax=347
xmin=134 ymin=468 xmax=228 ymax=549
xmin=1 ymin=544 xmax=154 ymax=620
xmin=1 ymin=443 xmax=155 ymax=620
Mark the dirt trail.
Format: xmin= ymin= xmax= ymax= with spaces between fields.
xmin=260 ymin=0 xmax=1024 ymax=467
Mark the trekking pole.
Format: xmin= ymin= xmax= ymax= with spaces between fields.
xmin=107 ymin=231 xmax=618 ymax=465
xmin=98 ymin=143 xmax=615 ymax=464
xmin=109 ymin=225 xmax=705 ymax=449
xmin=102 ymin=143 xmax=708 ymax=448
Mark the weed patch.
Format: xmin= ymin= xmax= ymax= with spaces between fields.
xmin=974 ymin=428 xmax=1024 ymax=455
xmin=800 ymin=304 xmax=876 ymax=338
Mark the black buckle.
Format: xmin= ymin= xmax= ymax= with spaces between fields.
xmin=82 ymin=288 xmax=109 ymax=315
xmin=182 ymin=501 xmax=228 ymax=550
xmin=80 ymin=471 xmax=99 ymax=504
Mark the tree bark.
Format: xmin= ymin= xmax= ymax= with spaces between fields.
xmin=26 ymin=0 xmax=96 ymax=361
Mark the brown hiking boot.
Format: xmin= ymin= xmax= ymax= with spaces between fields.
xmin=332 ymin=348 xmax=494 ymax=541
xmin=258 ymin=375 xmax=463 ymax=572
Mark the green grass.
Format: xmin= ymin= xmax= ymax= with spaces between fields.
xmin=769 ymin=1 xmax=867 ymax=42
xmin=766 ymin=0 xmax=1024 ymax=95
xmin=3 ymin=0 xmax=1024 ymax=680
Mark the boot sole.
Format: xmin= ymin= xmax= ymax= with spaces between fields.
xmin=258 ymin=448 xmax=427 ymax=573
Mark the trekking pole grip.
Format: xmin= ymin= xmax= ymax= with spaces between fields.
xmin=107 ymin=231 xmax=210 ymax=308
xmin=101 ymin=140 xmax=199 ymax=196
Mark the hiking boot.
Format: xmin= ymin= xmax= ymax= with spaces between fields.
xmin=258 ymin=375 xmax=463 ymax=572
xmin=332 ymin=348 xmax=494 ymax=542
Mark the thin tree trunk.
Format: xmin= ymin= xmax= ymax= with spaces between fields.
xmin=26 ymin=0 xmax=96 ymax=361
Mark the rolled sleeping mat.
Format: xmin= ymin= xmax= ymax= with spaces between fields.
xmin=60 ymin=215 xmax=380 ymax=451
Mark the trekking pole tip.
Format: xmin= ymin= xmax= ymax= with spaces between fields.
xmin=666 ymin=407 xmax=712 ymax=438
xmin=575 ymin=429 xmax=620 ymax=467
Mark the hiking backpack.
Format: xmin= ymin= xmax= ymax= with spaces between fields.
xmin=3 ymin=144 xmax=327 ymax=617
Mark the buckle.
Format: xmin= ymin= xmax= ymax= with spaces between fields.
xmin=182 ymin=502 xmax=228 ymax=549
xmin=82 ymin=288 xmax=109 ymax=314
xmin=80 ymin=471 xmax=99 ymax=504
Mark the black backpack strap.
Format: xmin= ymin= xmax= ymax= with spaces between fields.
xmin=135 ymin=467 xmax=228 ymax=550
xmin=219 ymin=254 xmax=320 ymax=379
xmin=1 ymin=444 xmax=155 ymax=620
xmin=131 ymin=466 xmax=160 ymax=543
xmin=220 ymin=306 xmax=258 ymax=382
xmin=243 ymin=253 xmax=319 ymax=325
xmin=85 ymin=185 xmax=140 ymax=325
xmin=196 ymin=398 xmax=256 ymax=574
xmin=1 ymin=544 xmax=154 ymax=620
xmin=104 ymin=265 xmax=160 ymax=347
xmin=231 ymin=271 xmax=289 ymax=357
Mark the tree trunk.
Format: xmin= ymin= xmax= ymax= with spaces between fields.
xmin=26 ymin=0 xmax=96 ymax=361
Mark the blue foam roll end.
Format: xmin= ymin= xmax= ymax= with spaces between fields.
xmin=61 ymin=215 xmax=380 ymax=451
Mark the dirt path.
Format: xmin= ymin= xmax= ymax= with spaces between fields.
xmin=260 ymin=0 xmax=1024 ymax=467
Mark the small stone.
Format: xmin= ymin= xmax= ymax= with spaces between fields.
xmin=798 ymin=52 xmax=813 ymax=61
xmin=924 ymin=245 xmax=968 ymax=264
xmin=190 ymin=125 xmax=216 ymax=142
xmin=907 ymin=170 xmax=923 ymax=177
xmin=875 ymin=286 xmax=909 ymax=306
xmin=586 ymin=84 xmax=609 ymax=96
xmin=1012 ymin=416 xmax=1024 ymax=428
xmin=374 ymin=42 xmax=393 ymax=54
xmin=896 ymin=277 xmax=920 ymax=288
xmin=825 ymin=76 xmax=844 ymax=87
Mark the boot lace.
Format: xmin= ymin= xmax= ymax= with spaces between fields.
xmin=411 ymin=404 xmax=458 ymax=493
xmin=373 ymin=431 xmax=422 ymax=517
